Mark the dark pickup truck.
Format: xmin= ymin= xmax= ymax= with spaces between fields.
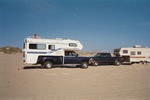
xmin=89 ymin=53 xmax=122 ymax=66
xmin=37 ymin=51 xmax=90 ymax=69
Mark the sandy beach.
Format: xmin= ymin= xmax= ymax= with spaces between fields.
xmin=0 ymin=53 xmax=150 ymax=100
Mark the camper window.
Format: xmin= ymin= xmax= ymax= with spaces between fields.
xmin=123 ymin=50 xmax=128 ymax=54
xmin=69 ymin=43 xmax=77 ymax=47
xmin=48 ymin=45 xmax=55 ymax=50
xmin=23 ymin=43 xmax=25 ymax=49
xmin=130 ymin=51 xmax=136 ymax=55
xmin=29 ymin=44 xmax=46 ymax=50
xmin=137 ymin=51 xmax=141 ymax=55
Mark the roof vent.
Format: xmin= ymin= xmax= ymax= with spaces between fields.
xmin=133 ymin=45 xmax=141 ymax=48
xmin=56 ymin=38 xmax=63 ymax=40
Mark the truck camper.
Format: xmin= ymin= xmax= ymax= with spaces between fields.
xmin=23 ymin=36 xmax=89 ymax=69
xmin=114 ymin=45 xmax=150 ymax=64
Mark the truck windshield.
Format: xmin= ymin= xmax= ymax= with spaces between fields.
xmin=94 ymin=53 xmax=101 ymax=57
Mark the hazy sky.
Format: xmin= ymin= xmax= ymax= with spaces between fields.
xmin=1 ymin=0 xmax=150 ymax=52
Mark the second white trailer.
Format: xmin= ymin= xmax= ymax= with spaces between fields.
xmin=114 ymin=45 xmax=150 ymax=64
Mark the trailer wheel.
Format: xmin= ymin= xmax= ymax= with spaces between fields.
xmin=93 ymin=60 xmax=99 ymax=66
xmin=139 ymin=61 xmax=144 ymax=65
xmin=81 ymin=62 xmax=88 ymax=69
xmin=144 ymin=61 xmax=148 ymax=65
xmin=115 ymin=60 xmax=121 ymax=66
xmin=44 ymin=61 xmax=53 ymax=69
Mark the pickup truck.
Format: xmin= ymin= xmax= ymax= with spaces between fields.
xmin=89 ymin=53 xmax=122 ymax=66
xmin=37 ymin=50 xmax=90 ymax=69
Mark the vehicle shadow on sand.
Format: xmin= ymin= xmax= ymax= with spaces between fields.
xmin=23 ymin=65 xmax=80 ymax=69
xmin=23 ymin=66 xmax=42 ymax=69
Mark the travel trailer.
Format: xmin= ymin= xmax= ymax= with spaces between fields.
xmin=23 ymin=36 xmax=83 ymax=64
xmin=114 ymin=45 xmax=150 ymax=64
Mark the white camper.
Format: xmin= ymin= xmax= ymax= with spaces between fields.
xmin=114 ymin=45 xmax=150 ymax=64
xmin=23 ymin=36 xmax=83 ymax=64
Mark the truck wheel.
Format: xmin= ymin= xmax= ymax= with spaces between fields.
xmin=115 ymin=60 xmax=121 ymax=66
xmin=81 ymin=62 xmax=88 ymax=69
xmin=44 ymin=61 xmax=53 ymax=69
xmin=93 ymin=60 xmax=99 ymax=66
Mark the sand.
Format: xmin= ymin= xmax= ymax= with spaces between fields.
xmin=0 ymin=53 xmax=150 ymax=100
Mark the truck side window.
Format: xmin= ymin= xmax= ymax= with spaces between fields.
xmin=100 ymin=54 xmax=105 ymax=57
xmin=65 ymin=51 xmax=77 ymax=56
xmin=106 ymin=54 xmax=111 ymax=57
xmin=72 ymin=51 xmax=78 ymax=56
xmin=48 ymin=45 xmax=55 ymax=50
xmin=65 ymin=51 xmax=69 ymax=56
xmin=65 ymin=51 xmax=72 ymax=56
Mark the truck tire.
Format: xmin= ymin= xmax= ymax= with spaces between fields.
xmin=41 ymin=63 xmax=44 ymax=69
xmin=93 ymin=60 xmax=99 ymax=66
xmin=44 ymin=61 xmax=53 ymax=69
xmin=81 ymin=62 xmax=88 ymax=69
xmin=115 ymin=60 xmax=121 ymax=66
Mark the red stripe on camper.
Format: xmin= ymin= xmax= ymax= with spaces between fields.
xmin=130 ymin=56 xmax=146 ymax=58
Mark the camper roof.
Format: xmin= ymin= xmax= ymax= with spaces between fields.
xmin=24 ymin=37 xmax=83 ymax=50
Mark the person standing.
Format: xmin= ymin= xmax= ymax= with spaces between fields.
xmin=33 ymin=34 xmax=38 ymax=39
